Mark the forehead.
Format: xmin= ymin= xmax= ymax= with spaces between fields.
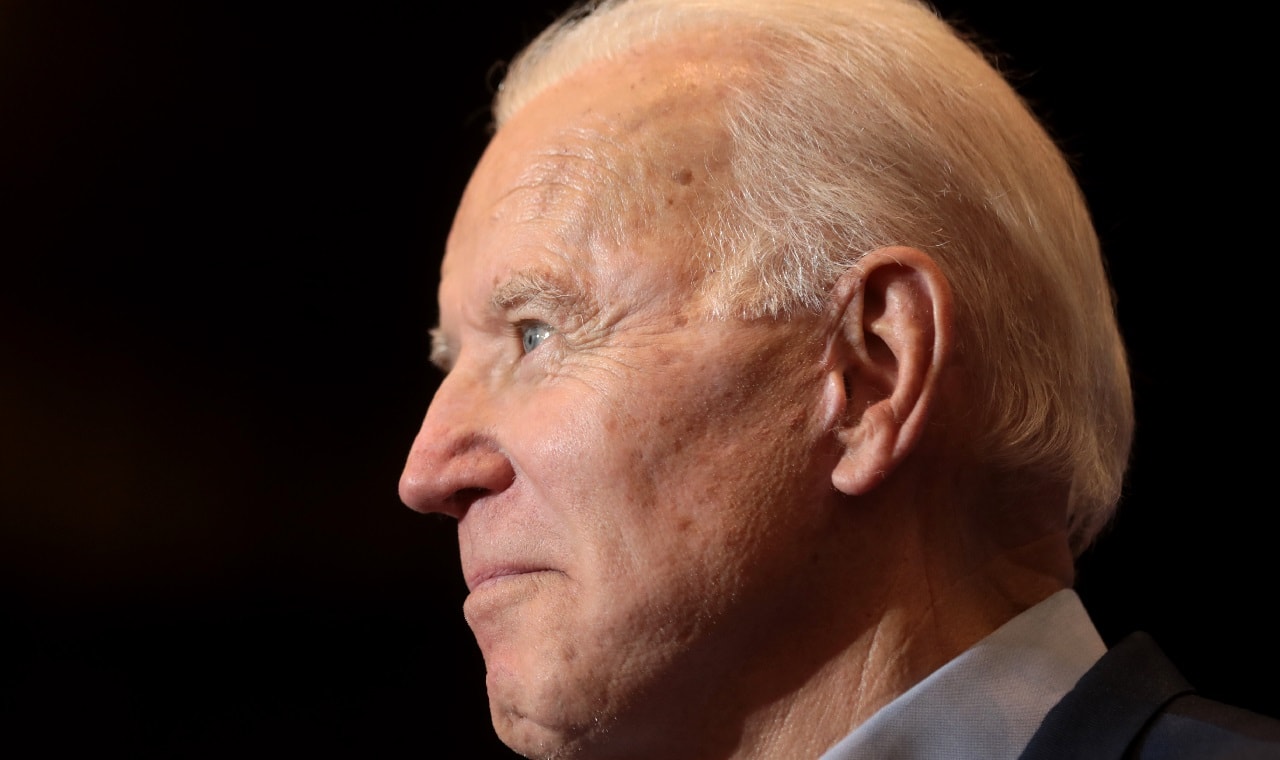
xmin=440 ymin=39 xmax=744 ymax=304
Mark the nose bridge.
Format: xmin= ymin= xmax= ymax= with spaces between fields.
xmin=398 ymin=366 xmax=515 ymax=519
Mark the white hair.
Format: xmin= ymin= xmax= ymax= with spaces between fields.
xmin=492 ymin=0 xmax=1134 ymax=555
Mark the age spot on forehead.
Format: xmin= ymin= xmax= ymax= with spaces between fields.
xmin=673 ymin=168 xmax=694 ymax=186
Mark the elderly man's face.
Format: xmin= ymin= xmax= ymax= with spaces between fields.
xmin=400 ymin=43 xmax=841 ymax=757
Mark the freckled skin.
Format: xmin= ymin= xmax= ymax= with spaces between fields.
xmin=400 ymin=40 xmax=847 ymax=760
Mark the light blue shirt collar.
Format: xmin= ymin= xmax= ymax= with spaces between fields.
xmin=818 ymin=589 xmax=1105 ymax=760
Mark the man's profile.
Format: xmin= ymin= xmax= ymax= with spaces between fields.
xmin=398 ymin=1 xmax=1280 ymax=758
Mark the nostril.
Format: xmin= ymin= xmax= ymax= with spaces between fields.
xmin=448 ymin=486 xmax=493 ymax=515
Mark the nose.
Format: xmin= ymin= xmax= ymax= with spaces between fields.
xmin=398 ymin=372 xmax=516 ymax=520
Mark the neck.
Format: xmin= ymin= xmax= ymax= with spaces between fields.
xmin=714 ymin=465 xmax=1075 ymax=759
xmin=577 ymin=461 xmax=1074 ymax=760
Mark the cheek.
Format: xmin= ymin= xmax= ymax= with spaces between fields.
xmin=505 ymin=383 xmax=680 ymax=564
xmin=596 ymin=369 xmax=802 ymax=551
xmin=509 ymin=348 xmax=824 ymax=585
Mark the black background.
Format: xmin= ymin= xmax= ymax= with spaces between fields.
xmin=2 ymin=1 xmax=1273 ymax=757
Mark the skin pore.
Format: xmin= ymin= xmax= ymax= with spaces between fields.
xmin=399 ymin=31 xmax=1074 ymax=760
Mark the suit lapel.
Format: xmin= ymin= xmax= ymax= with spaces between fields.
xmin=1018 ymin=632 xmax=1195 ymax=760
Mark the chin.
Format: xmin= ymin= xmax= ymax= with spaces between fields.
xmin=482 ymin=643 xmax=624 ymax=759
xmin=488 ymin=688 xmax=606 ymax=760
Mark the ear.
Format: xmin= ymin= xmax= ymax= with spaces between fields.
xmin=823 ymin=246 xmax=954 ymax=496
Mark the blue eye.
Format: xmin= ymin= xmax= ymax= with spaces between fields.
xmin=520 ymin=322 xmax=552 ymax=354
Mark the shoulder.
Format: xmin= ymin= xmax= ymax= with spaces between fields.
xmin=1133 ymin=693 xmax=1280 ymax=759
xmin=1019 ymin=632 xmax=1280 ymax=760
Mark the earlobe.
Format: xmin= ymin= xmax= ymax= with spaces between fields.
xmin=825 ymin=246 xmax=954 ymax=496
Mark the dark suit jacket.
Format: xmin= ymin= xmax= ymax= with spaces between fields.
xmin=1019 ymin=632 xmax=1280 ymax=759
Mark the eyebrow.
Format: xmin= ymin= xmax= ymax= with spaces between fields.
xmin=428 ymin=268 xmax=594 ymax=373
xmin=429 ymin=326 xmax=453 ymax=373
xmin=490 ymin=269 xmax=582 ymax=313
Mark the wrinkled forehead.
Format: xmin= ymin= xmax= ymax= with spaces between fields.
xmin=441 ymin=38 xmax=745 ymax=287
